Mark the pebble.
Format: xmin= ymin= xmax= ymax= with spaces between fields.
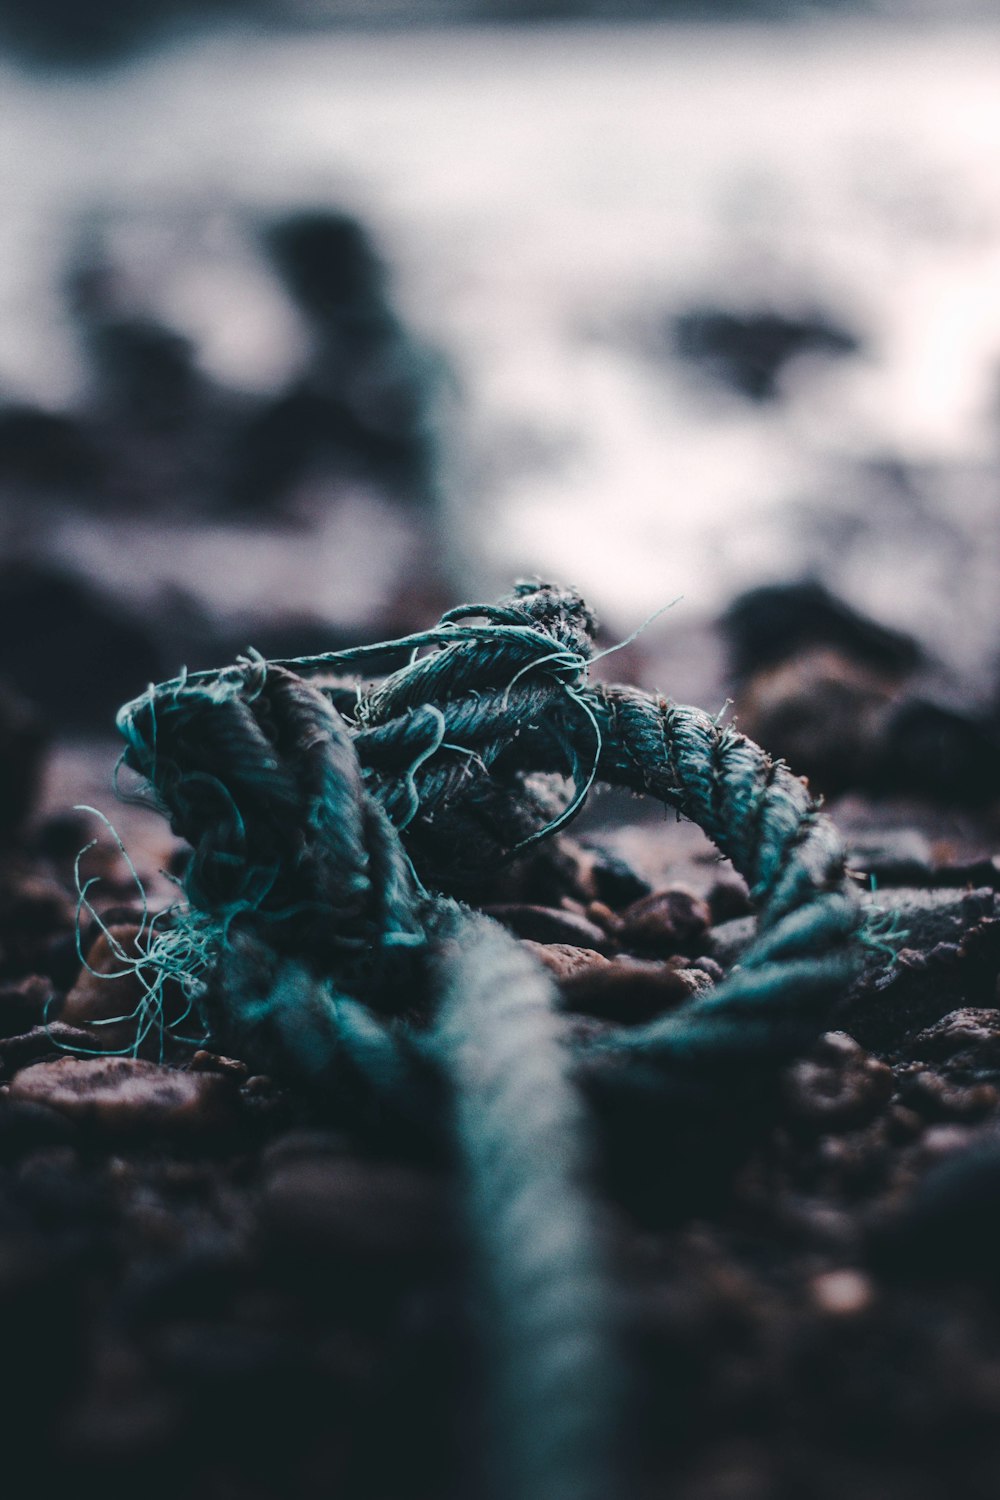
xmin=783 ymin=1032 xmax=893 ymax=1132
xmin=557 ymin=954 xmax=710 ymax=1023
xmin=910 ymin=1007 xmax=1000 ymax=1065
xmin=259 ymin=1155 xmax=449 ymax=1260
xmin=809 ymin=1267 xmax=875 ymax=1317
xmin=877 ymin=1129 xmax=1000 ymax=1282
xmin=8 ymin=1056 xmax=239 ymax=1137
xmin=0 ymin=973 xmax=54 ymax=1039
xmin=521 ymin=940 xmax=610 ymax=981
xmin=61 ymin=924 xmax=155 ymax=1053
xmin=614 ymin=886 xmax=712 ymax=957
xmin=900 ymin=1070 xmax=999 ymax=1122
xmin=482 ymin=903 xmax=609 ymax=950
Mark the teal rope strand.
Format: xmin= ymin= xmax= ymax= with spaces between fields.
xmin=431 ymin=907 xmax=618 ymax=1500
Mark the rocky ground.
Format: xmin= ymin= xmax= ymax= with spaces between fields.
xmin=2 ymin=651 xmax=1000 ymax=1499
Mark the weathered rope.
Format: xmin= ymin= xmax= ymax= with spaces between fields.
xmin=115 ymin=579 xmax=865 ymax=1500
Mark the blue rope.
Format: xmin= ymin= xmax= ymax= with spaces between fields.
xmin=114 ymin=578 xmax=867 ymax=1500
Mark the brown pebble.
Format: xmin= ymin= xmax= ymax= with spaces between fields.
xmin=784 ymin=1034 xmax=893 ymax=1132
xmin=521 ymin=940 xmax=611 ymax=981
xmin=810 ymin=1268 xmax=875 ymax=1317
xmin=559 ymin=954 xmax=710 ymax=1024
xmin=8 ymin=1056 xmax=238 ymax=1136
xmin=735 ymin=647 xmax=895 ymax=794
xmin=483 ymin=903 xmax=609 ymax=950
xmin=902 ymin=1070 xmax=999 ymax=1122
xmin=62 ymin=925 xmax=174 ymax=1055
xmin=886 ymin=1103 xmax=924 ymax=1143
xmin=616 ymin=887 xmax=711 ymax=957
xmin=910 ymin=1008 xmax=1000 ymax=1064
xmin=189 ymin=1049 xmax=249 ymax=1079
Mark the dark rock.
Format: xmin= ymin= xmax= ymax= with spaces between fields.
xmin=0 ymin=973 xmax=55 ymax=1038
xmin=782 ymin=1032 xmax=893 ymax=1133
xmin=721 ymin=578 xmax=922 ymax=681
xmin=874 ymin=1129 xmax=1000 ymax=1282
xmin=558 ymin=954 xmax=710 ymax=1024
xmin=879 ymin=699 xmax=1000 ymax=807
xmin=673 ymin=306 xmax=859 ymax=402
xmin=0 ymin=562 xmax=164 ymax=729
xmin=897 ymin=1069 xmax=998 ymax=1123
xmin=8 ymin=1056 xmax=239 ymax=1137
xmin=615 ymin=887 xmax=712 ymax=957
xmin=521 ymin=940 xmax=610 ymax=982
xmin=733 ymin=647 xmax=895 ymax=793
xmin=482 ymin=903 xmax=610 ymax=950
xmin=266 ymin=210 xmax=387 ymax=325
xmin=0 ymin=404 xmax=104 ymax=489
xmin=87 ymin=316 xmax=202 ymax=431
xmin=909 ymin=1008 xmax=1000 ymax=1066
xmin=0 ymin=680 xmax=47 ymax=840
xmin=259 ymin=1156 xmax=449 ymax=1261
xmin=706 ymin=875 xmax=752 ymax=924
xmin=0 ymin=1097 xmax=80 ymax=1162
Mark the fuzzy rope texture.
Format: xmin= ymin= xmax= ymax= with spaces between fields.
xmin=116 ymin=579 xmax=865 ymax=1500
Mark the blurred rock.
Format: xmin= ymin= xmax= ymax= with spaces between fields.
xmin=62 ymin=924 xmax=171 ymax=1056
xmin=557 ymin=953 xmax=710 ymax=1024
xmin=0 ymin=974 xmax=54 ymax=1039
xmin=614 ymin=887 xmax=713 ymax=958
xmin=734 ymin=647 xmax=895 ymax=794
xmin=8 ymin=1056 xmax=239 ymax=1136
xmin=482 ymin=902 xmax=609 ymax=950
xmin=227 ymin=208 xmax=442 ymax=514
xmin=0 ymin=680 xmax=47 ymax=841
xmin=874 ymin=1129 xmax=1000 ymax=1283
xmin=783 ymin=1031 xmax=893 ymax=1133
xmin=673 ymin=306 xmax=859 ymax=402
xmin=0 ymin=561 xmax=164 ymax=729
xmin=259 ymin=1155 xmax=448 ymax=1261
xmin=722 ymin=579 xmax=923 ymax=682
xmin=0 ymin=405 xmax=104 ymax=491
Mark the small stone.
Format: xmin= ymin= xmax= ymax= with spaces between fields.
xmin=558 ymin=954 xmax=710 ymax=1024
xmin=616 ymin=887 xmax=711 ymax=957
xmin=0 ymin=680 xmax=47 ymax=841
xmin=483 ymin=903 xmax=609 ymax=950
xmin=911 ymin=1008 xmax=1000 ymax=1064
xmin=735 ymin=647 xmax=895 ymax=794
xmin=62 ymin=925 xmax=161 ymax=1054
xmin=783 ymin=1034 xmax=893 ymax=1132
xmin=809 ymin=1268 xmax=875 ymax=1317
xmin=189 ymin=1049 xmax=249 ymax=1079
xmin=885 ymin=1103 xmax=924 ymax=1143
xmin=260 ymin=1156 xmax=448 ymax=1260
xmin=707 ymin=876 xmax=752 ymax=924
xmin=901 ymin=1070 xmax=999 ymax=1122
xmin=0 ymin=1021 xmax=98 ymax=1074
xmin=521 ymin=940 xmax=611 ymax=982
xmin=875 ymin=1129 xmax=1000 ymax=1282
xmin=0 ymin=1097 xmax=79 ymax=1162
xmin=8 ymin=1056 xmax=238 ymax=1137
xmin=919 ymin=1124 xmax=976 ymax=1164
xmin=0 ymin=974 xmax=54 ymax=1039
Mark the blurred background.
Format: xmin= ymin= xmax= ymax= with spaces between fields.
xmin=2 ymin=0 xmax=1000 ymax=822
